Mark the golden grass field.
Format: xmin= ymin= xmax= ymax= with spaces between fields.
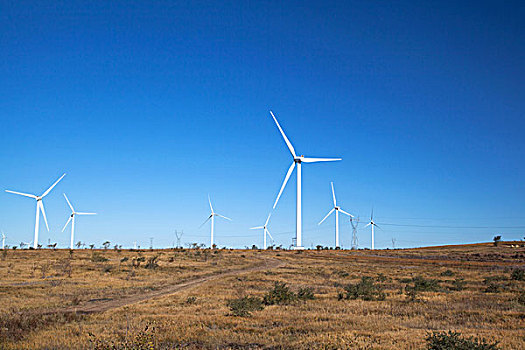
xmin=0 ymin=242 xmax=524 ymax=349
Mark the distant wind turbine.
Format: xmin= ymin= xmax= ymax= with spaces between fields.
xmin=5 ymin=173 xmax=66 ymax=249
xmin=200 ymin=195 xmax=231 ymax=248
xmin=61 ymin=194 xmax=96 ymax=249
xmin=270 ymin=111 xmax=341 ymax=249
xmin=318 ymin=182 xmax=353 ymax=248
xmin=250 ymin=213 xmax=274 ymax=249
xmin=365 ymin=209 xmax=380 ymax=250
xmin=1 ymin=231 xmax=6 ymax=249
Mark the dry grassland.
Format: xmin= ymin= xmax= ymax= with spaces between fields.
xmin=0 ymin=243 xmax=523 ymax=349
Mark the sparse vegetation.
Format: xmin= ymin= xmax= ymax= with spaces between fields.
xmin=0 ymin=244 xmax=522 ymax=349
xmin=340 ymin=276 xmax=386 ymax=301
xmin=426 ymin=331 xmax=499 ymax=350
xmin=510 ymin=268 xmax=524 ymax=281
xmin=263 ymin=281 xmax=297 ymax=305
xmin=227 ymin=296 xmax=264 ymax=317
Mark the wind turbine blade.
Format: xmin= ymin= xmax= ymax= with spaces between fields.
xmin=63 ymin=193 xmax=74 ymax=212
xmin=331 ymin=182 xmax=336 ymax=206
xmin=365 ymin=223 xmax=371 ymax=227
xmin=199 ymin=215 xmax=212 ymax=228
xmin=371 ymin=208 xmax=374 ymax=221
xmin=41 ymin=173 xmax=66 ymax=198
xmin=273 ymin=161 xmax=295 ymax=209
xmin=250 ymin=226 xmax=264 ymax=230
xmin=266 ymin=229 xmax=274 ymax=240
xmin=269 ymin=111 xmax=296 ymax=158
xmin=5 ymin=190 xmax=37 ymax=199
xmin=301 ymin=157 xmax=342 ymax=163
xmin=265 ymin=212 xmax=272 ymax=226
xmin=318 ymin=208 xmax=335 ymax=225
xmin=39 ymin=201 xmax=49 ymax=232
xmin=339 ymin=209 xmax=354 ymax=217
xmin=76 ymin=212 xmax=96 ymax=215
xmin=208 ymin=195 xmax=214 ymax=213
xmin=374 ymin=223 xmax=382 ymax=230
xmin=216 ymin=214 xmax=232 ymax=221
xmin=62 ymin=216 xmax=73 ymax=232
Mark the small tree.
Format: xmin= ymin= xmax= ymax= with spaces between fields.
xmin=493 ymin=235 xmax=502 ymax=247
xmin=102 ymin=241 xmax=111 ymax=250
xmin=89 ymin=244 xmax=95 ymax=250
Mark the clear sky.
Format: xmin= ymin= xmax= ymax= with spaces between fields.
xmin=1 ymin=1 xmax=524 ymax=249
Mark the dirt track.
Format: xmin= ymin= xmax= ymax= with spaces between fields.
xmin=63 ymin=258 xmax=285 ymax=314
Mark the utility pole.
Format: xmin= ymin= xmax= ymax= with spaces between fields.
xmin=175 ymin=230 xmax=183 ymax=248
xmin=350 ymin=216 xmax=359 ymax=250
xmin=391 ymin=237 xmax=396 ymax=249
xmin=149 ymin=237 xmax=153 ymax=250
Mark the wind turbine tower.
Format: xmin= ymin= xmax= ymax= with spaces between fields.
xmin=201 ymin=196 xmax=231 ymax=248
xmin=318 ymin=182 xmax=353 ymax=248
xmin=365 ymin=210 xmax=380 ymax=250
xmin=61 ymin=194 xmax=96 ymax=249
xmin=270 ymin=111 xmax=341 ymax=249
xmin=1 ymin=231 xmax=6 ymax=250
xmin=250 ymin=213 xmax=274 ymax=249
xmin=5 ymin=173 xmax=66 ymax=249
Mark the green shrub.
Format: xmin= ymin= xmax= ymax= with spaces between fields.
xmin=297 ymin=287 xmax=315 ymax=300
xmin=449 ymin=278 xmax=466 ymax=291
xmin=484 ymin=283 xmax=501 ymax=293
xmin=517 ymin=291 xmax=525 ymax=306
xmin=144 ymin=255 xmax=159 ymax=269
xmin=91 ymin=252 xmax=108 ymax=262
xmin=425 ymin=331 xmax=499 ymax=350
xmin=411 ymin=276 xmax=442 ymax=292
xmin=341 ymin=276 xmax=385 ymax=301
xmin=440 ymin=270 xmax=455 ymax=277
xmin=185 ymin=296 xmax=197 ymax=305
xmin=263 ymin=282 xmax=297 ymax=305
xmin=510 ymin=268 xmax=524 ymax=281
xmin=227 ymin=296 xmax=264 ymax=317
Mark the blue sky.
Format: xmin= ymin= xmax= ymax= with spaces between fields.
xmin=1 ymin=1 xmax=524 ymax=249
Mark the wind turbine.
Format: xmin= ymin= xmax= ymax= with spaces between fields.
xmin=250 ymin=213 xmax=274 ymax=249
xmin=270 ymin=111 xmax=341 ymax=249
xmin=200 ymin=196 xmax=231 ymax=248
xmin=365 ymin=209 xmax=380 ymax=250
xmin=318 ymin=182 xmax=353 ymax=248
xmin=5 ymin=173 xmax=66 ymax=249
xmin=61 ymin=194 xmax=96 ymax=249
xmin=1 ymin=231 xmax=6 ymax=249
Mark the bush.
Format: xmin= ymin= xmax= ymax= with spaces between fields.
xmin=263 ymin=282 xmax=297 ymax=305
xmin=341 ymin=276 xmax=385 ymax=301
xmin=227 ymin=296 xmax=264 ymax=317
xmin=440 ymin=270 xmax=455 ymax=277
xmin=510 ymin=268 xmax=524 ymax=281
xmin=91 ymin=252 xmax=108 ymax=262
xmin=426 ymin=331 xmax=499 ymax=350
xmin=144 ymin=255 xmax=159 ymax=269
xmin=185 ymin=296 xmax=197 ymax=305
xmin=484 ymin=283 xmax=501 ymax=293
xmin=412 ymin=276 xmax=441 ymax=292
xmin=449 ymin=278 xmax=466 ymax=291
xmin=517 ymin=291 xmax=525 ymax=306
xmin=297 ymin=287 xmax=315 ymax=300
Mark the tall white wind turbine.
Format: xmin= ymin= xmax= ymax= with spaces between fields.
xmin=1 ymin=231 xmax=6 ymax=249
xmin=270 ymin=111 xmax=341 ymax=249
xmin=61 ymin=194 xmax=96 ymax=249
xmin=318 ymin=182 xmax=353 ymax=248
xmin=200 ymin=196 xmax=231 ymax=248
xmin=250 ymin=212 xmax=274 ymax=249
xmin=365 ymin=209 xmax=380 ymax=250
xmin=5 ymin=173 xmax=66 ymax=249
